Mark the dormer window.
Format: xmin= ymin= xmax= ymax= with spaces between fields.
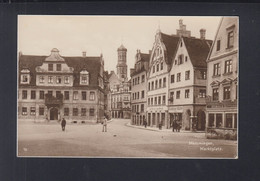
xmin=80 ymin=69 xmax=89 ymax=85
xmin=20 ymin=69 xmax=30 ymax=84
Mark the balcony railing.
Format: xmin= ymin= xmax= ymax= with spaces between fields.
xmin=45 ymin=94 xmax=63 ymax=106
xmin=206 ymin=97 xmax=237 ymax=109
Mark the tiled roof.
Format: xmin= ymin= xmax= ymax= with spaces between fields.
xmin=140 ymin=53 xmax=150 ymax=62
xmin=183 ymin=37 xmax=213 ymax=68
xmin=117 ymin=44 xmax=127 ymax=51
xmin=19 ymin=55 xmax=102 ymax=87
xmin=160 ymin=33 xmax=180 ymax=65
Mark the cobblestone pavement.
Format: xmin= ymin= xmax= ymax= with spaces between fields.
xmin=17 ymin=119 xmax=237 ymax=158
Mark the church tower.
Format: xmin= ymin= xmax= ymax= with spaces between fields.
xmin=116 ymin=44 xmax=128 ymax=81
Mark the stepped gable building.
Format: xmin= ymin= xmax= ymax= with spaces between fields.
xmin=18 ymin=48 xmax=105 ymax=123
xmin=130 ymin=49 xmax=150 ymax=126
xmin=205 ymin=17 xmax=238 ymax=133
xmin=168 ymin=20 xmax=213 ymax=131
xmin=109 ymin=44 xmax=131 ymax=119
xmin=146 ymin=29 xmax=180 ymax=129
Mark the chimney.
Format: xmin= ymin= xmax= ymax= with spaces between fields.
xmin=200 ymin=29 xmax=206 ymax=40
xmin=82 ymin=51 xmax=86 ymax=57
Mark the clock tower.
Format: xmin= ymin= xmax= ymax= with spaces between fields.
xmin=116 ymin=44 xmax=128 ymax=81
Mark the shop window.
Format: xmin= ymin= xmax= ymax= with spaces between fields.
xmin=73 ymin=91 xmax=78 ymax=100
xmin=81 ymin=108 xmax=86 ymax=116
xmin=213 ymin=88 xmax=219 ymax=101
xmin=89 ymin=108 xmax=95 ymax=116
xmin=223 ymin=87 xmax=231 ymax=100
xmin=39 ymin=107 xmax=44 ymax=116
xmin=22 ymin=107 xmax=27 ymax=115
xmin=90 ymin=92 xmax=95 ymax=101
xmin=40 ymin=91 xmax=44 ymax=99
xmin=31 ymin=90 xmax=36 ymax=99
xmin=22 ymin=90 xmax=27 ymax=99
xmin=82 ymin=91 xmax=87 ymax=100
xmin=64 ymin=91 xmax=69 ymax=100
xmin=225 ymin=114 xmax=233 ymax=128
xmin=73 ymin=108 xmax=78 ymax=116
xmin=208 ymin=114 xmax=214 ymax=127
xmin=30 ymin=107 xmax=36 ymax=115
xmin=216 ymin=114 xmax=222 ymax=127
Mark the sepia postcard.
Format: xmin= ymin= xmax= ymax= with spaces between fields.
xmin=17 ymin=15 xmax=238 ymax=158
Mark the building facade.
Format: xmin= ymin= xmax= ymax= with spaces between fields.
xmin=205 ymin=17 xmax=238 ymax=136
xmin=109 ymin=45 xmax=131 ymax=119
xmin=18 ymin=48 xmax=106 ymax=123
xmin=130 ymin=50 xmax=150 ymax=126
xmin=168 ymin=20 xmax=212 ymax=131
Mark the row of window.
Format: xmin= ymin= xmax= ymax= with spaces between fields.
xmin=132 ymin=90 xmax=145 ymax=100
xmin=168 ymin=89 xmax=206 ymax=103
xmin=213 ymin=59 xmax=233 ymax=76
xmin=152 ymin=62 xmax=164 ymax=74
xmin=20 ymin=90 xmax=95 ymax=101
xmin=132 ymin=104 xmax=145 ymax=113
xmin=39 ymin=75 xmax=71 ymax=84
xmin=20 ymin=107 xmax=95 ymax=116
xmin=48 ymin=63 xmax=62 ymax=71
xmin=212 ymin=85 xmax=237 ymax=101
xmin=112 ymin=95 xmax=130 ymax=102
xmin=132 ymin=74 xmax=145 ymax=86
xmin=148 ymin=95 xmax=166 ymax=106
xmin=174 ymin=54 xmax=188 ymax=65
xmin=208 ymin=113 xmax=237 ymax=128
xmin=148 ymin=77 xmax=167 ymax=91
xmin=216 ymin=29 xmax=234 ymax=51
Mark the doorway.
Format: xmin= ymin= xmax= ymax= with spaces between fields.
xmin=50 ymin=107 xmax=58 ymax=120
xmin=197 ymin=110 xmax=206 ymax=131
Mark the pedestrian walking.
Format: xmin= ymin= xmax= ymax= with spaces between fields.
xmin=102 ymin=116 xmax=107 ymax=132
xmin=144 ymin=119 xmax=147 ymax=128
xmin=172 ymin=119 xmax=176 ymax=132
xmin=61 ymin=118 xmax=66 ymax=131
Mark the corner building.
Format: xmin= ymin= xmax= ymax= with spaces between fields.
xmin=130 ymin=50 xmax=150 ymax=126
xmin=206 ymin=17 xmax=238 ymax=131
xmin=18 ymin=48 xmax=105 ymax=123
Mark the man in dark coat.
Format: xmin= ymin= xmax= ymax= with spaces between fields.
xmin=172 ymin=119 xmax=176 ymax=132
xmin=61 ymin=118 xmax=66 ymax=131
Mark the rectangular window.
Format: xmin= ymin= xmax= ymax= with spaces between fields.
xmin=162 ymin=95 xmax=166 ymax=104
xmin=48 ymin=64 xmax=53 ymax=71
xmin=137 ymin=77 xmax=140 ymax=84
xmin=48 ymin=91 xmax=53 ymax=96
xmin=170 ymin=92 xmax=174 ymax=103
xmin=56 ymin=76 xmax=62 ymax=84
xmin=39 ymin=107 xmax=44 ymax=116
xmin=48 ymin=76 xmax=53 ymax=83
xmin=148 ymin=98 xmax=150 ymax=105
xmin=22 ymin=90 xmax=27 ymax=99
xmin=137 ymin=92 xmax=140 ymax=99
xmin=89 ymin=108 xmax=95 ymax=116
xmin=39 ymin=76 xmax=44 ymax=83
xmin=208 ymin=114 xmax=214 ymax=127
xmin=159 ymin=79 xmax=162 ymax=88
xmin=64 ymin=76 xmax=69 ymax=84
xmin=81 ymin=75 xmax=88 ymax=83
xmin=171 ymin=74 xmax=175 ymax=83
xmin=213 ymin=88 xmax=219 ymax=101
xmin=30 ymin=107 xmax=36 ymax=115
xmin=141 ymin=90 xmax=145 ymax=99
xmin=22 ymin=107 xmax=27 ymax=115
xmin=199 ymin=89 xmax=206 ymax=98
xmin=153 ymin=66 xmax=155 ymax=73
xmin=163 ymin=77 xmax=166 ymax=87
xmin=64 ymin=91 xmax=69 ymax=100
xmin=151 ymin=98 xmax=153 ymax=105
xmin=154 ymin=97 xmax=157 ymax=105
xmin=185 ymin=71 xmax=190 ymax=80
xmin=155 ymin=80 xmax=158 ymax=89
xmin=158 ymin=96 xmax=161 ymax=105
xmin=90 ymin=92 xmax=95 ymax=101
xmin=185 ymin=89 xmax=190 ymax=98
xmin=148 ymin=82 xmax=150 ymax=91
xmin=40 ymin=91 xmax=44 ymax=99
xmin=56 ymin=91 xmax=61 ymax=98
xmin=213 ymin=63 xmax=220 ymax=76
xmin=216 ymin=114 xmax=222 ymax=128
xmin=223 ymin=87 xmax=231 ymax=100
xmin=152 ymin=82 xmax=154 ymax=90
xmin=177 ymin=73 xmax=181 ymax=82
xmin=157 ymin=64 xmax=159 ymax=72
xmin=217 ymin=40 xmax=221 ymax=51
xmin=199 ymin=70 xmax=207 ymax=79
xmin=73 ymin=108 xmax=78 ymax=116
xmin=227 ymin=31 xmax=234 ymax=48
xmin=82 ymin=91 xmax=87 ymax=100
xmin=141 ymin=104 xmax=144 ymax=112
xmin=31 ymin=90 xmax=36 ymax=99
xmin=81 ymin=108 xmax=86 ymax=116
xmin=22 ymin=75 xmax=28 ymax=83
xmin=141 ymin=75 xmax=145 ymax=82
xmin=225 ymin=113 xmax=233 ymax=128
xmin=56 ymin=64 xmax=61 ymax=71
xmin=73 ymin=91 xmax=78 ymax=100
xmin=161 ymin=62 xmax=163 ymax=70
xmin=178 ymin=54 xmax=183 ymax=64
xmin=64 ymin=108 xmax=69 ymax=116
xmin=176 ymin=91 xmax=180 ymax=99
xmin=224 ymin=60 xmax=233 ymax=74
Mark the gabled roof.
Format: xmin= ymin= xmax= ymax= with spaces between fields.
xmin=183 ymin=37 xmax=212 ymax=68
xmin=19 ymin=55 xmax=102 ymax=87
xmin=160 ymin=33 xmax=180 ymax=65
xmin=139 ymin=53 xmax=150 ymax=62
xmin=221 ymin=78 xmax=233 ymax=85
xmin=210 ymin=80 xmax=220 ymax=87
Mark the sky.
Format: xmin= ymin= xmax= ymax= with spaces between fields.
xmin=18 ymin=15 xmax=222 ymax=77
